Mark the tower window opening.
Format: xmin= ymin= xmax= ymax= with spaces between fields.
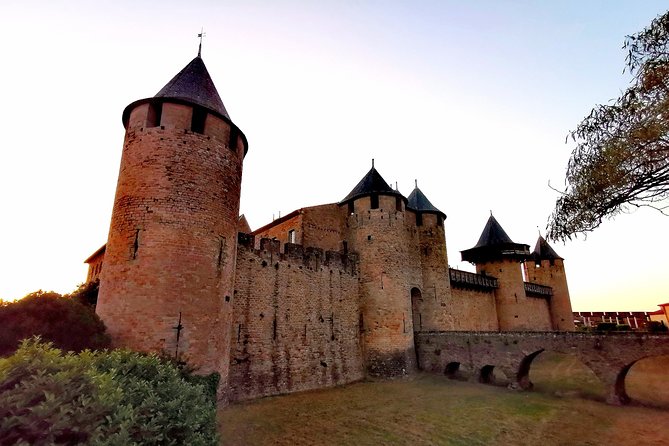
xmin=288 ymin=229 xmax=296 ymax=244
xmin=348 ymin=201 xmax=354 ymax=214
xmin=229 ymin=126 xmax=239 ymax=150
xmin=416 ymin=212 xmax=423 ymax=226
xmin=370 ymin=194 xmax=379 ymax=209
xmin=437 ymin=216 xmax=443 ymax=227
xmin=395 ymin=196 xmax=402 ymax=211
xmin=146 ymin=102 xmax=163 ymax=127
xmin=191 ymin=106 xmax=207 ymax=134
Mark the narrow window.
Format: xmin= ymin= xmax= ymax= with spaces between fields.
xmin=191 ymin=106 xmax=207 ymax=134
xmin=395 ymin=196 xmax=402 ymax=211
xmin=146 ymin=102 xmax=163 ymax=127
xmin=288 ymin=229 xmax=296 ymax=244
xmin=348 ymin=201 xmax=354 ymax=214
xmin=437 ymin=216 xmax=443 ymax=227
xmin=416 ymin=212 xmax=423 ymax=226
xmin=370 ymin=194 xmax=379 ymax=209
xmin=229 ymin=126 xmax=239 ymax=150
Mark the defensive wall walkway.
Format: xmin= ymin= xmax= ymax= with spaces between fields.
xmin=416 ymin=331 xmax=669 ymax=405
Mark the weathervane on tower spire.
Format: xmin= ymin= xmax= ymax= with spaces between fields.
xmin=198 ymin=27 xmax=206 ymax=57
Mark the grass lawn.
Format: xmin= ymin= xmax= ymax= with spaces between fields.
xmin=218 ymin=354 xmax=669 ymax=445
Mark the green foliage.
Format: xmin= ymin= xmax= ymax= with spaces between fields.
xmin=595 ymin=322 xmax=617 ymax=332
xmin=0 ymin=339 xmax=219 ymax=446
xmin=648 ymin=320 xmax=669 ymax=332
xmin=93 ymin=349 xmax=219 ymax=445
xmin=67 ymin=280 xmax=100 ymax=308
xmin=0 ymin=338 xmax=118 ymax=445
xmin=548 ymin=11 xmax=669 ymax=241
xmin=0 ymin=290 xmax=110 ymax=357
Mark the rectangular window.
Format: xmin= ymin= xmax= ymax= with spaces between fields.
xmin=191 ymin=106 xmax=207 ymax=134
xmin=416 ymin=212 xmax=423 ymax=226
xmin=370 ymin=194 xmax=379 ymax=209
xmin=288 ymin=229 xmax=296 ymax=244
xmin=146 ymin=102 xmax=163 ymax=128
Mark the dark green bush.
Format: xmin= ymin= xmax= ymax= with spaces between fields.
xmin=595 ymin=322 xmax=617 ymax=332
xmin=648 ymin=321 xmax=669 ymax=332
xmin=0 ymin=290 xmax=110 ymax=357
xmin=0 ymin=339 xmax=219 ymax=446
xmin=67 ymin=280 xmax=100 ymax=308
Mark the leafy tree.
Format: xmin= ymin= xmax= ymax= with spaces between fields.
xmin=547 ymin=11 xmax=669 ymax=241
xmin=67 ymin=280 xmax=100 ymax=307
xmin=0 ymin=290 xmax=110 ymax=356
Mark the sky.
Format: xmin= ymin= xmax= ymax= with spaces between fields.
xmin=0 ymin=0 xmax=667 ymax=311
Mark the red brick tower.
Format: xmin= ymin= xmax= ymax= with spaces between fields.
xmin=341 ymin=163 xmax=422 ymax=377
xmin=523 ymin=236 xmax=575 ymax=331
xmin=462 ymin=215 xmax=552 ymax=331
xmin=406 ymin=182 xmax=452 ymax=331
xmin=96 ymin=53 xmax=248 ymax=389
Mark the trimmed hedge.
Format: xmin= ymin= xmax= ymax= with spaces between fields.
xmin=0 ymin=339 xmax=219 ymax=446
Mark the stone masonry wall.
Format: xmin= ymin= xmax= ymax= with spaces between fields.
xmin=228 ymin=242 xmax=364 ymax=402
xmin=447 ymin=288 xmax=499 ymax=330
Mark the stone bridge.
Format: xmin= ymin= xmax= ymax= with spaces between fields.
xmin=415 ymin=331 xmax=669 ymax=405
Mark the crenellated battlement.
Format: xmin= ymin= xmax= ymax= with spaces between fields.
xmin=237 ymin=233 xmax=358 ymax=275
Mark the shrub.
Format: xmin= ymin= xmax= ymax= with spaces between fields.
xmin=648 ymin=321 xmax=669 ymax=333
xmin=0 ymin=291 xmax=110 ymax=357
xmin=0 ymin=339 xmax=219 ymax=446
xmin=0 ymin=338 xmax=118 ymax=445
xmin=67 ymin=280 xmax=100 ymax=308
xmin=595 ymin=322 xmax=617 ymax=332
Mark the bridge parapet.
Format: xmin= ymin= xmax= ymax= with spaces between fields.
xmin=416 ymin=330 xmax=669 ymax=405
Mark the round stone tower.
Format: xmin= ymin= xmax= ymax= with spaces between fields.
xmin=96 ymin=53 xmax=248 ymax=389
xmin=340 ymin=163 xmax=422 ymax=377
xmin=406 ymin=182 xmax=452 ymax=332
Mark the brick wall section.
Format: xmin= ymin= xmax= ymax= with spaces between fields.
xmin=228 ymin=243 xmax=363 ymax=402
xmin=96 ymin=101 xmax=245 ymax=388
xmin=447 ymin=288 xmax=499 ymax=330
xmin=416 ymin=331 xmax=669 ymax=404
xmin=347 ymin=195 xmax=423 ymax=377
xmin=253 ymin=213 xmax=304 ymax=248
xmin=477 ymin=259 xmax=552 ymax=331
xmin=524 ymin=259 xmax=575 ymax=331
xmin=85 ymin=249 xmax=105 ymax=283
xmin=301 ymin=204 xmax=347 ymax=252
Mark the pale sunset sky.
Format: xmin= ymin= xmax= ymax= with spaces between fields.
xmin=0 ymin=1 xmax=667 ymax=312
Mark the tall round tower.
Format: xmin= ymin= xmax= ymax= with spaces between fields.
xmin=406 ymin=182 xmax=452 ymax=332
xmin=341 ymin=163 xmax=422 ymax=377
xmin=96 ymin=53 xmax=248 ymax=388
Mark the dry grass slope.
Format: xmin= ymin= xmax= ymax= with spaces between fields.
xmin=219 ymin=355 xmax=669 ymax=446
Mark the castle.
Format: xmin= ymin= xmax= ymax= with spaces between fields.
xmin=88 ymin=52 xmax=574 ymax=403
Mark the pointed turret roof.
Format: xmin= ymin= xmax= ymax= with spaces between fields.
xmin=407 ymin=183 xmax=446 ymax=219
xmin=532 ymin=236 xmax=563 ymax=260
xmin=340 ymin=164 xmax=405 ymax=204
xmin=472 ymin=215 xmax=514 ymax=248
xmin=461 ymin=215 xmax=530 ymax=263
xmin=155 ymin=56 xmax=229 ymax=118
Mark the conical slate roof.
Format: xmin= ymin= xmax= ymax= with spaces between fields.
xmin=340 ymin=166 xmax=404 ymax=204
xmin=407 ymin=185 xmax=446 ymax=219
xmin=472 ymin=215 xmax=514 ymax=248
xmin=461 ymin=215 xmax=530 ymax=263
xmin=532 ymin=236 xmax=563 ymax=260
xmin=155 ymin=56 xmax=229 ymax=118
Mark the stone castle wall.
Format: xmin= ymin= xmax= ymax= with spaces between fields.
xmin=228 ymin=238 xmax=364 ymax=402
